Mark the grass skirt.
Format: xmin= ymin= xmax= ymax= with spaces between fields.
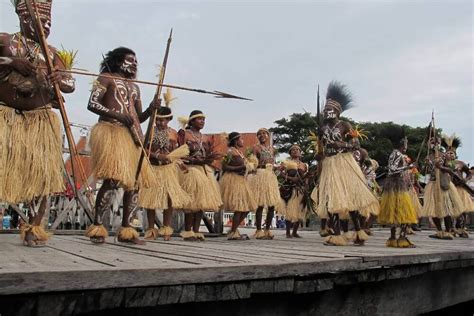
xmin=279 ymin=189 xmax=306 ymax=223
xmin=379 ymin=192 xmax=418 ymax=225
xmin=248 ymin=167 xmax=281 ymax=208
xmin=138 ymin=163 xmax=191 ymax=209
xmin=220 ymin=172 xmax=257 ymax=212
xmin=0 ymin=105 xmax=64 ymax=203
xmin=456 ymin=186 xmax=474 ymax=213
xmin=89 ymin=122 xmax=154 ymax=190
xmin=420 ymin=181 xmax=464 ymax=218
xmin=316 ymin=153 xmax=378 ymax=218
xmin=311 ymin=186 xmax=328 ymax=219
xmin=409 ymin=187 xmax=423 ymax=217
xmin=180 ymin=165 xmax=222 ymax=212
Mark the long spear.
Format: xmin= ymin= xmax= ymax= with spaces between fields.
xmin=25 ymin=0 xmax=94 ymax=220
xmin=135 ymin=28 xmax=173 ymax=184
xmin=43 ymin=68 xmax=253 ymax=101
xmin=431 ymin=111 xmax=444 ymax=209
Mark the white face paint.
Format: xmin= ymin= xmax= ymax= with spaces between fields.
xmin=120 ymin=59 xmax=136 ymax=75
xmin=0 ymin=57 xmax=13 ymax=65
xmin=324 ymin=108 xmax=337 ymax=120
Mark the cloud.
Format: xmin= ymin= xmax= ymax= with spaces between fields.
xmin=177 ymin=11 xmax=200 ymax=20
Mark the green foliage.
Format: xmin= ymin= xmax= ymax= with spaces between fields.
xmin=270 ymin=112 xmax=437 ymax=174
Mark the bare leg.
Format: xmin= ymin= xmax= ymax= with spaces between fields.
xmin=146 ymin=209 xmax=156 ymax=231
xmin=398 ymin=224 xmax=416 ymax=248
xmin=32 ymin=196 xmax=48 ymax=226
xmin=144 ymin=208 xmax=158 ymax=240
xmin=93 ymin=179 xmax=116 ymax=226
xmin=444 ymin=216 xmax=455 ymax=236
xmin=285 ymin=220 xmax=292 ymax=238
xmin=23 ymin=196 xmax=49 ymax=247
xmin=341 ymin=219 xmax=349 ymax=233
xmin=85 ymin=179 xmax=116 ymax=244
xmin=350 ymin=211 xmax=366 ymax=246
xmin=292 ymin=221 xmax=301 ymax=238
xmin=265 ymin=206 xmax=275 ymax=230
xmin=230 ymin=212 xmax=241 ymax=233
xmin=182 ymin=212 xmax=196 ymax=241
xmin=193 ymin=211 xmax=205 ymax=241
xmin=255 ymin=206 xmax=263 ymax=231
xmin=118 ymin=190 xmax=145 ymax=245
xmin=193 ymin=211 xmax=203 ymax=233
xmin=228 ymin=212 xmax=249 ymax=240
xmin=162 ymin=207 xmax=174 ymax=241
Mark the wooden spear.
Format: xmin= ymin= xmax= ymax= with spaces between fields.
xmin=41 ymin=68 xmax=253 ymax=101
xmin=134 ymin=29 xmax=173 ymax=184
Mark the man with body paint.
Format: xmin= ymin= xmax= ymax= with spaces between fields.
xmin=0 ymin=0 xmax=75 ymax=246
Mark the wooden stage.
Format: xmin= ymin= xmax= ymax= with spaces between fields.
xmin=0 ymin=228 xmax=473 ymax=315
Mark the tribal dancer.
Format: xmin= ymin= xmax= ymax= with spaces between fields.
xmin=138 ymin=103 xmax=191 ymax=241
xmin=420 ymin=132 xmax=463 ymax=239
xmin=0 ymin=0 xmax=75 ymax=246
xmin=178 ymin=110 xmax=222 ymax=241
xmin=85 ymin=47 xmax=155 ymax=244
xmin=378 ymin=127 xmax=418 ymax=248
xmin=221 ymin=132 xmax=258 ymax=240
xmin=353 ymin=144 xmax=380 ymax=236
xmin=404 ymin=156 xmax=423 ymax=234
xmin=279 ymin=145 xmax=309 ymax=238
xmin=249 ymin=128 xmax=280 ymax=240
xmin=314 ymin=81 xmax=378 ymax=246
xmin=442 ymin=134 xmax=473 ymax=238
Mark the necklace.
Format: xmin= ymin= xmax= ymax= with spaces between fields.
xmin=153 ymin=127 xmax=169 ymax=151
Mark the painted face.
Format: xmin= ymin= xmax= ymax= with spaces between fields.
xmin=19 ymin=16 xmax=51 ymax=40
xmin=190 ymin=116 xmax=205 ymax=130
xmin=445 ymin=150 xmax=456 ymax=161
xmin=257 ymin=131 xmax=268 ymax=144
xmin=155 ymin=117 xmax=170 ymax=130
xmin=323 ymin=106 xmax=339 ymax=121
xmin=290 ymin=147 xmax=302 ymax=159
xmin=120 ymin=54 xmax=138 ymax=78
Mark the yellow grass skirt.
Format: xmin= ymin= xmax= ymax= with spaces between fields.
xmin=180 ymin=165 xmax=222 ymax=212
xmin=456 ymin=186 xmax=474 ymax=213
xmin=220 ymin=172 xmax=258 ymax=212
xmin=420 ymin=181 xmax=464 ymax=218
xmin=248 ymin=167 xmax=281 ymax=208
xmin=0 ymin=105 xmax=64 ymax=203
xmin=138 ymin=163 xmax=191 ymax=209
xmin=316 ymin=153 xmax=378 ymax=218
xmin=379 ymin=191 xmax=418 ymax=225
xmin=279 ymin=189 xmax=306 ymax=223
xmin=89 ymin=122 xmax=154 ymax=190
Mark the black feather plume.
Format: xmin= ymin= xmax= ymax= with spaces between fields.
xmin=326 ymin=81 xmax=353 ymax=112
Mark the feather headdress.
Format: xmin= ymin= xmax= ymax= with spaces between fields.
xmin=178 ymin=110 xmax=205 ymax=129
xmin=325 ymin=81 xmax=353 ymax=113
xmin=163 ymin=88 xmax=176 ymax=108
xmin=14 ymin=0 xmax=52 ymax=18
xmin=441 ymin=133 xmax=461 ymax=152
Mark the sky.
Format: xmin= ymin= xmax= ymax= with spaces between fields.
xmin=1 ymin=0 xmax=472 ymax=162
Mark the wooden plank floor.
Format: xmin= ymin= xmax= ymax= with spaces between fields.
xmin=0 ymin=228 xmax=473 ymax=296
